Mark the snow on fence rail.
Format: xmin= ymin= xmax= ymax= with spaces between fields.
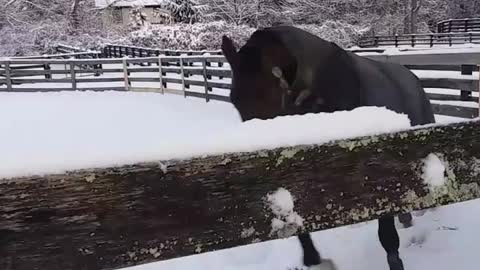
xmin=437 ymin=18 xmax=480 ymax=33
xmin=1 ymin=49 xmax=480 ymax=119
xmin=358 ymin=32 xmax=480 ymax=48
xmin=2 ymin=118 xmax=480 ymax=270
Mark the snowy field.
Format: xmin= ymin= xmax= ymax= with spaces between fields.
xmin=0 ymin=90 xmax=478 ymax=270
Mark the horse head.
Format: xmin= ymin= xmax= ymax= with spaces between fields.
xmin=221 ymin=33 xmax=314 ymax=121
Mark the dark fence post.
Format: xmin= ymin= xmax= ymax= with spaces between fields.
xmin=395 ymin=35 xmax=398 ymax=47
xmin=5 ymin=61 xmax=12 ymax=91
xmin=43 ymin=64 xmax=51 ymax=79
xmin=430 ymin=34 xmax=434 ymax=47
xmin=202 ymin=59 xmax=210 ymax=102
xmin=460 ymin=65 xmax=473 ymax=101
xmin=411 ymin=35 xmax=415 ymax=47
xmin=69 ymin=61 xmax=77 ymax=91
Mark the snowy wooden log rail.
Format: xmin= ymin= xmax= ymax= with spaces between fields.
xmin=2 ymin=120 xmax=480 ymax=270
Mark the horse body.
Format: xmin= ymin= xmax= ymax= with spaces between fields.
xmin=350 ymin=53 xmax=435 ymax=125
xmin=221 ymin=25 xmax=435 ymax=270
xmin=263 ymin=25 xmax=435 ymax=126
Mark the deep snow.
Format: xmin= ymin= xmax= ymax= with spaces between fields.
xmin=0 ymin=90 xmax=477 ymax=270
xmin=0 ymin=91 xmax=415 ymax=179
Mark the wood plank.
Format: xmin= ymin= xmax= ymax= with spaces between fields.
xmin=420 ymin=78 xmax=478 ymax=92
xmin=10 ymin=78 xmax=73 ymax=84
xmin=2 ymin=120 xmax=480 ymax=270
xmin=427 ymin=93 xmax=479 ymax=102
xmin=431 ymin=103 xmax=478 ymax=118
xmin=75 ymin=78 xmax=125 ymax=83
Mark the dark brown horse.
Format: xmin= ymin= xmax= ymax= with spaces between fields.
xmin=221 ymin=25 xmax=435 ymax=270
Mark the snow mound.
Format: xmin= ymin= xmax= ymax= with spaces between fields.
xmin=0 ymin=92 xmax=413 ymax=179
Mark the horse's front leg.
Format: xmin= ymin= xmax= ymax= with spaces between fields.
xmin=298 ymin=233 xmax=321 ymax=266
xmin=378 ymin=215 xmax=405 ymax=270
xmin=298 ymin=233 xmax=337 ymax=270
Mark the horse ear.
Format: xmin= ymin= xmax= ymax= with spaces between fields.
xmin=221 ymin=35 xmax=238 ymax=68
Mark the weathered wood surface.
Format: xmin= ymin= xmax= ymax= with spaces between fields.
xmin=427 ymin=93 xmax=479 ymax=102
xmin=430 ymin=103 xmax=478 ymax=118
xmin=421 ymin=78 xmax=478 ymax=92
xmin=2 ymin=120 xmax=480 ymax=270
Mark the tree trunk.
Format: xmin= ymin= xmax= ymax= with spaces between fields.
xmin=69 ymin=0 xmax=81 ymax=32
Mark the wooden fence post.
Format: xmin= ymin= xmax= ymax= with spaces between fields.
xmin=205 ymin=59 xmax=213 ymax=92
xmin=159 ymin=56 xmax=164 ymax=94
xmin=122 ymin=58 xmax=130 ymax=91
xmin=43 ymin=63 xmax=51 ymax=79
xmin=202 ymin=59 xmax=210 ymax=102
xmin=180 ymin=57 xmax=186 ymax=97
xmin=394 ymin=35 xmax=398 ymax=47
xmin=5 ymin=61 xmax=12 ymax=91
xmin=69 ymin=61 xmax=77 ymax=91
xmin=183 ymin=55 xmax=190 ymax=87
xmin=460 ymin=65 xmax=473 ymax=101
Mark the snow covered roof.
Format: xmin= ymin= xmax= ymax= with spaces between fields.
xmin=95 ymin=0 xmax=166 ymax=8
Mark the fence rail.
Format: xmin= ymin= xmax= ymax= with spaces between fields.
xmin=2 ymin=119 xmax=480 ymax=270
xmin=0 ymin=55 xmax=231 ymax=103
xmin=437 ymin=18 xmax=480 ymax=33
xmin=1 ymin=49 xmax=480 ymax=119
xmin=358 ymin=32 xmax=480 ymax=48
xmin=102 ymin=44 xmax=222 ymax=58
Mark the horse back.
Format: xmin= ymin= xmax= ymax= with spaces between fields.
xmin=349 ymin=53 xmax=436 ymax=126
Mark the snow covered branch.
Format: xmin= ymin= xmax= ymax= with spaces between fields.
xmin=2 ymin=119 xmax=480 ymax=269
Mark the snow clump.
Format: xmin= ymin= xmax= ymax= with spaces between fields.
xmin=266 ymin=188 xmax=304 ymax=238
xmin=421 ymin=153 xmax=446 ymax=190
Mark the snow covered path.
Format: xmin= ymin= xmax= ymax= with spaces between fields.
xmin=0 ymin=90 xmax=477 ymax=270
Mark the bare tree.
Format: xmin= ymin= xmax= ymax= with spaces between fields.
xmin=403 ymin=0 xmax=423 ymax=33
xmin=70 ymin=0 xmax=82 ymax=32
xmin=205 ymin=0 xmax=262 ymax=26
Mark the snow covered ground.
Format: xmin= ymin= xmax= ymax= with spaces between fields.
xmin=126 ymin=199 xmax=480 ymax=270
xmin=0 ymin=90 xmax=478 ymax=270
